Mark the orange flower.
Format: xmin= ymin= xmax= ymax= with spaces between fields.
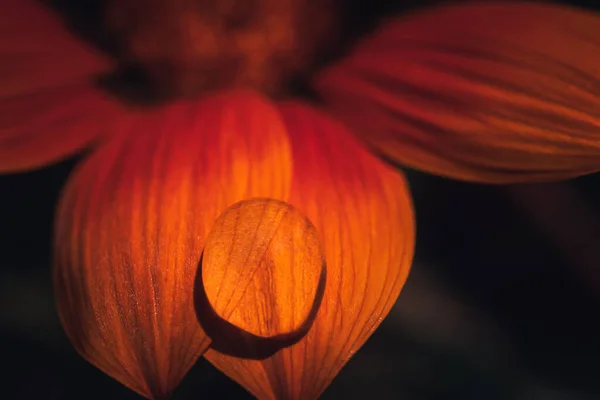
xmin=2 ymin=1 xmax=600 ymax=399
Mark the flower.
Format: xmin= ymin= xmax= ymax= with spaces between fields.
xmin=2 ymin=0 xmax=599 ymax=399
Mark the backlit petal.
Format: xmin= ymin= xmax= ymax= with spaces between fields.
xmin=204 ymin=103 xmax=415 ymax=399
xmin=315 ymin=2 xmax=600 ymax=183
xmin=0 ymin=0 xmax=122 ymax=172
xmin=53 ymin=92 xmax=292 ymax=399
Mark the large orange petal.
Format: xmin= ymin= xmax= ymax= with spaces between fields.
xmin=315 ymin=2 xmax=600 ymax=183
xmin=53 ymin=92 xmax=292 ymax=399
xmin=204 ymin=102 xmax=415 ymax=399
xmin=0 ymin=0 xmax=123 ymax=172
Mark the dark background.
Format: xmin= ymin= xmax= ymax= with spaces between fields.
xmin=2 ymin=0 xmax=600 ymax=399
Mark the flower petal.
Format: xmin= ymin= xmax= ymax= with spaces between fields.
xmin=204 ymin=103 xmax=415 ymax=399
xmin=53 ymin=92 xmax=292 ymax=399
xmin=1 ymin=0 xmax=113 ymax=97
xmin=315 ymin=2 xmax=600 ymax=183
xmin=0 ymin=86 xmax=125 ymax=173
xmin=0 ymin=0 xmax=122 ymax=173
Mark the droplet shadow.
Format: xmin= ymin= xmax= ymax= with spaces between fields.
xmin=193 ymin=253 xmax=326 ymax=360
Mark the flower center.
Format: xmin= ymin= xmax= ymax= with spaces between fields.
xmin=106 ymin=0 xmax=338 ymax=97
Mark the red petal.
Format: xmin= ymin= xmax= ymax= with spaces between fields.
xmin=1 ymin=0 xmax=113 ymax=97
xmin=316 ymin=2 xmax=600 ymax=183
xmin=0 ymin=0 xmax=123 ymax=173
xmin=0 ymin=85 xmax=124 ymax=172
xmin=204 ymin=103 xmax=415 ymax=399
xmin=53 ymin=91 xmax=292 ymax=398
